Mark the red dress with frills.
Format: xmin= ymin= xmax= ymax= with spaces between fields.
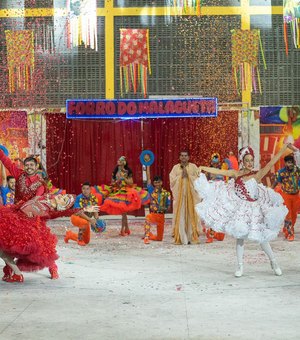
xmin=0 ymin=196 xmax=77 ymax=272
xmin=96 ymin=170 xmax=150 ymax=215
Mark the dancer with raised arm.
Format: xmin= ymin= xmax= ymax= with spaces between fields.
xmin=0 ymin=194 xmax=98 ymax=283
xmin=143 ymin=165 xmax=171 ymax=245
xmin=195 ymin=144 xmax=292 ymax=277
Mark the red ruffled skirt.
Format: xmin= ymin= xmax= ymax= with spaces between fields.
xmin=0 ymin=206 xmax=58 ymax=272
xmin=99 ymin=186 xmax=149 ymax=215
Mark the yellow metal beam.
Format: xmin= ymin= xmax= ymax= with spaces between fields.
xmin=112 ymin=7 xmax=242 ymax=16
xmin=104 ymin=0 xmax=115 ymax=99
xmin=0 ymin=8 xmax=68 ymax=17
xmin=250 ymin=6 xmax=283 ymax=15
xmin=240 ymin=0 xmax=251 ymax=107
xmin=0 ymin=5 xmax=283 ymax=18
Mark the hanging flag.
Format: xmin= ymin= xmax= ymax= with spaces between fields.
xmin=283 ymin=0 xmax=300 ymax=54
xmin=120 ymin=29 xmax=151 ymax=98
xmin=168 ymin=0 xmax=202 ymax=16
xmin=5 ymin=30 xmax=35 ymax=93
xmin=231 ymin=29 xmax=267 ymax=95
xmin=66 ymin=0 xmax=98 ymax=51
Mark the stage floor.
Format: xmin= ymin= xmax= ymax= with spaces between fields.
xmin=1 ymin=217 xmax=300 ymax=340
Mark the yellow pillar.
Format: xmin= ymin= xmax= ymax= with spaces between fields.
xmin=104 ymin=0 xmax=115 ymax=99
xmin=240 ymin=0 xmax=251 ymax=108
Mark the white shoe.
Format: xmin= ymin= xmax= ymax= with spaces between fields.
xmin=271 ymin=260 xmax=282 ymax=276
xmin=235 ymin=263 xmax=243 ymax=277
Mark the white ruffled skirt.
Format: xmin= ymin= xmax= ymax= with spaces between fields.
xmin=194 ymin=174 xmax=288 ymax=243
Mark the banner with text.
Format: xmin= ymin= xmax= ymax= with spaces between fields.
xmin=66 ymin=98 xmax=218 ymax=119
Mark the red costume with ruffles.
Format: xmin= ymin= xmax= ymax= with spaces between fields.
xmin=0 ymin=195 xmax=78 ymax=272
xmin=0 ymin=150 xmax=47 ymax=203
xmin=96 ymin=170 xmax=149 ymax=215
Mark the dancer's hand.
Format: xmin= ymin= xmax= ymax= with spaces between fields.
xmin=287 ymin=143 xmax=299 ymax=152
xmin=284 ymin=135 xmax=294 ymax=145
xmin=198 ymin=166 xmax=203 ymax=173
xmin=84 ymin=205 xmax=99 ymax=213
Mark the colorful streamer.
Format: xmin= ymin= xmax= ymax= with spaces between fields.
xmin=168 ymin=0 xmax=202 ymax=16
xmin=66 ymin=0 xmax=98 ymax=51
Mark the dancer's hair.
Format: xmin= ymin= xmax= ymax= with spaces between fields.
xmin=24 ymin=156 xmax=38 ymax=165
xmin=112 ymin=163 xmax=132 ymax=180
xmin=284 ymin=154 xmax=295 ymax=163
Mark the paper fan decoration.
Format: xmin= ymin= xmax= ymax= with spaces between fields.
xmin=139 ymin=150 xmax=155 ymax=166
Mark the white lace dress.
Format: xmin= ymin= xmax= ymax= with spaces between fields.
xmin=194 ymin=173 xmax=288 ymax=243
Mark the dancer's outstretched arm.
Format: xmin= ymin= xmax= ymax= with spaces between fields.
xmin=199 ymin=166 xmax=238 ymax=178
xmin=256 ymin=144 xmax=291 ymax=181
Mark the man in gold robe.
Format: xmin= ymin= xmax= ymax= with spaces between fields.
xmin=169 ymin=151 xmax=200 ymax=245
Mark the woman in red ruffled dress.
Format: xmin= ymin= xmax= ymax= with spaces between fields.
xmin=95 ymin=156 xmax=149 ymax=236
xmin=0 ymin=194 xmax=98 ymax=283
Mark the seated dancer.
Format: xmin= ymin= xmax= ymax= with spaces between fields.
xmin=143 ymin=166 xmax=171 ymax=245
xmin=203 ymin=153 xmax=226 ymax=243
xmin=194 ymin=144 xmax=292 ymax=278
xmin=65 ymin=182 xmax=99 ymax=246
xmin=96 ymin=156 xmax=149 ymax=236
xmin=0 ymin=194 xmax=98 ymax=283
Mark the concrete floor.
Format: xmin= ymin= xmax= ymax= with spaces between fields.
xmin=1 ymin=218 xmax=300 ymax=340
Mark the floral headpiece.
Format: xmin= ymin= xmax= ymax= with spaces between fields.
xmin=239 ymin=146 xmax=254 ymax=167
xmin=118 ymin=156 xmax=127 ymax=165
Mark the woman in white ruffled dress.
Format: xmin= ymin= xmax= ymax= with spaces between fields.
xmin=194 ymin=144 xmax=293 ymax=277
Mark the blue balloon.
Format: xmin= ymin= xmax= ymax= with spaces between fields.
xmin=139 ymin=150 xmax=155 ymax=166
xmin=0 ymin=145 xmax=9 ymax=156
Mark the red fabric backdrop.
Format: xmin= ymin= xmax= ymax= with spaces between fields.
xmin=46 ymin=111 xmax=238 ymax=196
